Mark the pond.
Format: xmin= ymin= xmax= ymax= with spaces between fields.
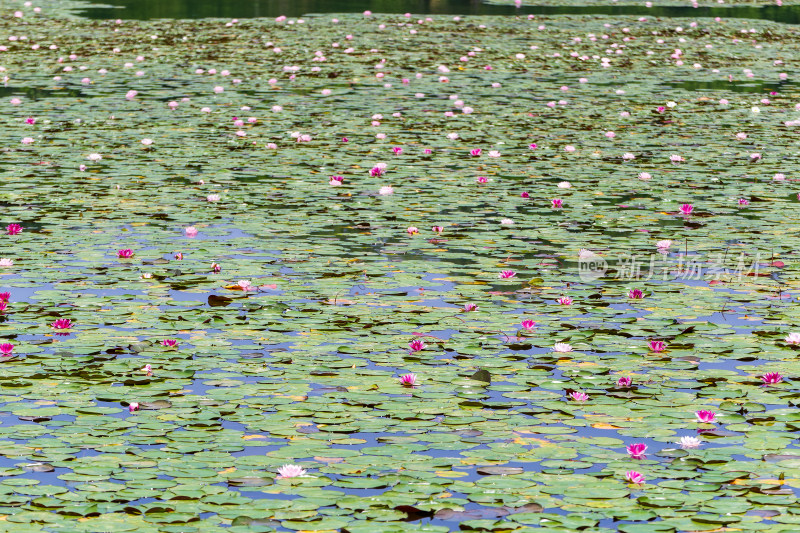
xmin=0 ymin=0 xmax=798 ymax=531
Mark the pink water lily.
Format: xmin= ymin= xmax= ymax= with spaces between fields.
xmin=679 ymin=204 xmax=694 ymax=215
xmin=463 ymin=303 xmax=478 ymax=312
xmin=0 ymin=343 xmax=13 ymax=356
xmin=128 ymin=402 xmax=139 ymax=413
xmin=6 ymin=224 xmax=22 ymax=235
xmin=117 ymin=249 xmax=133 ymax=258
xmin=498 ymin=270 xmax=516 ymax=279
xmin=628 ymin=289 xmax=644 ymax=299
xmin=408 ymin=340 xmax=426 ymax=352
xmin=557 ymin=296 xmax=572 ymax=305
xmin=0 ymin=293 xmax=10 ymax=302
xmin=627 ymin=443 xmax=647 ymax=459
xmin=161 ymin=339 xmax=178 ymax=348
xmin=142 ymin=364 xmax=152 ymax=376
xmin=51 ymin=318 xmax=73 ymax=330
xmin=399 ymin=373 xmax=417 ymax=387
xmin=761 ymin=372 xmax=783 ymax=385
xmin=521 ymin=320 xmax=536 ymax=330
xmin=617 ymin=376 xmax=632 ymax=387
xmin=625 ymin=470 xmax=645 ymax=484
xmin=569 ymin=391 xmax=588 ymax=402
xmin=470 ymin=148 xmax=481 ymax=156
xmin=277 ymin=464 xmax=307 ymax=478
xmin=431 ymin=226 xmax=444 ymax=234
xmin=551 ymin=198 xmax=563 ymax=209
xmin=695 ymin=410 xmax=716 ymax=423
xmin=407 ymin=227 xmax=419 ymax=235
xmin=649 ymin=340 xmax=666 ymax=352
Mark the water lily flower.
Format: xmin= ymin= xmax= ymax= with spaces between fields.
xmin=656 ymin=240 xmax=672 ymax=250
xmin=521 ymin=320 xmax=536 ymax=330
xmin=6 ymin=224 xmax=21 ymax=235
xmin=0 ymin=344 xmax=13 ymax=356
xmin=185 ymin=226 xmax=198 ymax=237
xmin=399 ymin=373 xmax=417 ymax=387
xmin=0 ymin=259 xmax=13 ymax=267
xmin=695 ymin=410 xmax=717 ymax=423
xmin=174 ymin=252 xmax=183 ymax=260
xmin=529 ymin=143 xmax=538 ymax=150
xmin=617 ymin=376 xmax=632 ymax=387
xmin=738 ymin=198 xmax=749 ymax=206
xmin=117 ymin=249 xmax=133 ymax=258
xmin=0 ymin=293 xmax=10 ymax=302
xmin=470 ymin=148 xmax=481 ymax=156
xmin=463 ymin=303 xmax=478 ymax=312
xmin=277 ymin=464 xmax=307 ymax=478
xmin=785 ymin=332 xmax=800 ymax=345
xmin=551 ymin=198 xmax=563 ymax=209
xmin=500 ymin=218 xmax=514 ymax=226
xmin=87 ymin=153 xmax=102 ymax=162
xmin=557 ymin=296 xmax=573 ymax=305
xmin=557 ymin=181 xmax=572 ymax=188
xmin=476 ymin=176 xmax=488 ymax=184
xmin=628 ymin=289 xmax=644 ymax=299
xmin=625 ymin=470 xmax=645 ymax=484
xmin=238 ymin=280 xmax=254 ymax=291
xmin=328 ymin=176 xmax=343 ymax=186
xmin=207 ymin=194 xmax=221 ymax=202
xmin=520 ymin=191 xmax=530 ymax=198
xmin=761 ymin=372 xmax=783 ymax=385
xmin=407 ymin=227 xmax=419 ymax=235
xmin=627 ymin=443 xmax=647 ymax=458
xmin=370 ymin=166 xmax=385 ymax=177
xmin=142 ymin=364 xmax=152 ymax=376
xmin=392 ymin=146 xmax=403 ymax=155
xmin=638 ymin=172 xmax=652 ymax=180
xmin=408 ymin=340 xmax=426 ymax=352
xmin=52 ymin=318 xmax=73 ymax=329
xmin=569 ymin=391 xmax=588 ymax=401
xmin=211 ymin=263 xmax=221 ymax=273
xmin=678 ymin=436 xmax=702 ymax=449
xmin=498 ymin=270 xmax=516 ymax=279
xmin=128 ymin=402 xmax=139 ymax=413
xmin=649 ymin=340 xmax=666 ymax=352
xmin=162 ymin=339 xmax=178 ymax=348
xmin=679 ymin=204 xmax=693 ymax=215
xmin=669 ymin=154 xmax=685 ymax=163
xmin=553 ymin=342 xmax=573 ymax=352
xmin=431 ymin=226 xmax=443 ymax=234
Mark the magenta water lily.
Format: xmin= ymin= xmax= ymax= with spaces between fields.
xmin=399 ymin=373 xmax=417 ymax=387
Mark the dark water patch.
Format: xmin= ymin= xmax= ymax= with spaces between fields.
xmin=76 ymin=0 xmax=800 ymax=24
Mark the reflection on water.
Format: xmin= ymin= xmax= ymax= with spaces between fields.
xmin=77 ymin=0 xmax=800 ymax=23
